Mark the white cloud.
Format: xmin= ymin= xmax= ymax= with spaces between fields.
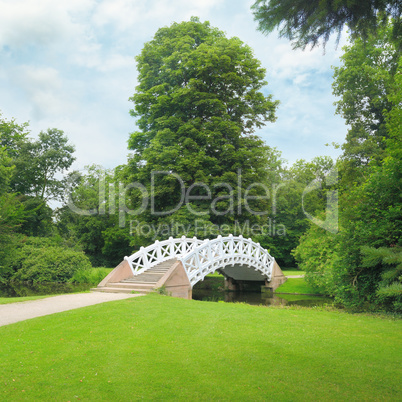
xmin=92 ymin=0 xmax=224 ymax=32
xmin=0 ymin=0 xmax=90 ymax=48
xmin=0 ymin=0 xmax=349 ymax=170
xmin=9 ymin=66 xmax=77 ymax=119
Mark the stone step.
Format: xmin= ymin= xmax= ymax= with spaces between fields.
xmin=90 ymin=287 xmax=148 ymax=294
xmin=93 ymin=258 xmax=178 ymax=294
xmin=121 ymin=278 xmax=158 ymax=284
xmin=122 ymin=274 xmax=163 ymax=283
xmin=150 ymin=266 xmax=171 ymax=269
xmin=107 ymin=282 xmax=155 ymax=289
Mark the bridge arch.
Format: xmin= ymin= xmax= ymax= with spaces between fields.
xmin=96 ymin=235 xmax=286 ymax=299
xmin=124 ymin=235 xmax=276 ymax=287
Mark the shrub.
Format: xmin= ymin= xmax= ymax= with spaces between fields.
xmin=69 ymin=267 xmax=112 ymax=285
xmin=292 ymin=223 xmax=340 ymax=296
xmin=12 ymin=246 xmax=92 ymax=283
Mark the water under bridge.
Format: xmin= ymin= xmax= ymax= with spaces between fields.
xmin=93 ymin=235 xmax=286 ymax=299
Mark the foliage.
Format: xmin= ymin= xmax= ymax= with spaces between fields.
xmin=11 ymin=128 xmax=75 ymax=201
xmin=69 ymin=267 xmax=113 ymax=285
xmin=293 ymin=20 xmax=401 ymax=311
xmin=0 ymin=295 xmax=400 ymax=400
xmin=361 ymin=246 xmax=402 ymax=312
xmin=336 ymin=154 xmax=402 ymax=309
xmin=11 ymin=244 xmax=92 ymax=283
xmin=385 ymin=56 xmax=402 ymax=160
xmin=155 ymin=285 xmax=169 ymax=295
xmin=0 ymin=146 xmax=13 ymax=193
xmin=257 ymin=156 xmax=335 ymax=267
xmin=377 ymin=283 xmax=402 ymax=312
xmin=296 ymin=154 xmax=402 ymax=310
xmin=57 ymin=165 xmax=132 ymax=267
xmin=0 ymin=111 xmax=78 ymax=269
xmin=17 ymin=196 xmax=54 ymax=237
xmin=0 ymin=124 xmax=26 ymax=277
xmin=127 ymin=17 xmax=280 ymax=230
xmin=0 ymin=111 xmax=30 ymax=159
xmin=292 ymin=221 xmax=340 ymax=295
xmin=252 ymin=0 xmax=402 ymax=49
xmin=333 ymin=24 xmax=401 ymax=184
xmin=0 ymin=192 xmax=25 ymax=279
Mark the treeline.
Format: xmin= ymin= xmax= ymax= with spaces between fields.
xmin=294 ymin=24 xmax=402 ymax=312
xmin=0 ymin=117 xmax=93 ymax=283
xmin=0 ymin=109 xmax=330 ymax=282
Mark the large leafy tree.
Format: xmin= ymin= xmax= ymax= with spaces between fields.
xmin=333 ymin=24 xmax=400 ymax=184
xmin=0 ymin=117 xmax=26 ymax=277
xmin=0 ymin=112 xmax=76 ymax=238
xmin=252 ymin=0 xmax=402 ymax=49
xmin=12 ymin=128 xmax=76 ymax=201
xmin=127 ymin=18 xmax=279 ymax=232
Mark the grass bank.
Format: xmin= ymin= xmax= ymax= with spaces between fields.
xmin=0 ymin=294 xmax=400 ymax=400
xmin=0 ymin=296 xmax=49 ymax=305
xmin=282 ymin=269 xmax=305 ymax=276
xmin=276 ymin=277 xmax=319 ymax=295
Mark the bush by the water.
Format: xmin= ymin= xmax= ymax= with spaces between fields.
xmin=11 ymin=244 xmax=92 ymax=283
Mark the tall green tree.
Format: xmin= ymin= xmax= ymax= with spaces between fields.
xmin=0 ymin=112 xmax=30 ymax=159
xmin=127 ymin=17 xmax=279 ymax=233
xmin=12 ymin=128 xmax=76 ymax=201
xmin=0 ymin=119 xmax=25 ymax=278
xmin=252 ymin=0 xmax=402 ymax=49
xmin=333 ymin=24 xmax=400 ymax=184
xmin=0 ymin=112 xmax=76 ymax=238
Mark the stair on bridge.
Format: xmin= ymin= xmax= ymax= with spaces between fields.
xmin=91 ymin=259 xmax=177 ymax=294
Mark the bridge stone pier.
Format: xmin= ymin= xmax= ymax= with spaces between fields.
xmin=93 ymin=235 xmax=286 ymax=299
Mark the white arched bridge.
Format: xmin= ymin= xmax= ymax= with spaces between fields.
xmin=94 ymin=235 xmax=286 ymax=299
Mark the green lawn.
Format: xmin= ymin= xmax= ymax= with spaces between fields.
xmin=0 ymin=296 xmax=50 ymax=305
xmin=276 ymin=278 xmax=319 ymax=294
xmin=0 ymin=293 xmax=400 ymax=401
xmin=282 ymin=269 xmax=305 ymax=276
xmin=206 ymin=271 xmax=223 ymax=277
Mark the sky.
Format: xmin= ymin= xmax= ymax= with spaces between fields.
xmin=0 ymin=0 xmax=349 ymax=171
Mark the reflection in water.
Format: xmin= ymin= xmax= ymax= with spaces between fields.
xmin=192 ymin=288 xmax=333 ymax=307
xmin=0 ymin=281 xmax=333 ymax=308
xmin=192 ymin=276 xmax=333 ymax=307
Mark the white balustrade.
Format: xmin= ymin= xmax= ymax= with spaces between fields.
xmin=124 ymin=236 xmax=204 ymax=276
xmin=124 ymin=234 xmax=275 ymax=287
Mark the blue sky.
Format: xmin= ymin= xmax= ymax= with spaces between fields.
xmin=0 ymin=0 xmax=349 ymax=171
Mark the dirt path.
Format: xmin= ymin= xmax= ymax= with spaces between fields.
xmin=0 ymin=292 xmax=143 ymax=327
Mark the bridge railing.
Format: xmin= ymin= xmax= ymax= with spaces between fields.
xmin=179 ymin=234 xmax=275 ymax=287
xmin=124 ymin=236 xmax=204 ymax=276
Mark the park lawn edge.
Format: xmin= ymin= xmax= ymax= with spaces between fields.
xmin=0 ymin=295 xmax=51 ymax=304
xmin=0 ymin=293 xmax=400 ymax=401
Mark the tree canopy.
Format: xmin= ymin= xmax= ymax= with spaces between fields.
xmin=252 ymin=0 xmax=402 ymax=49
xmin=127 ymin=17 xmax=280 ymax=228
xmin=332 ymin=23 xmax=401 ymax=184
